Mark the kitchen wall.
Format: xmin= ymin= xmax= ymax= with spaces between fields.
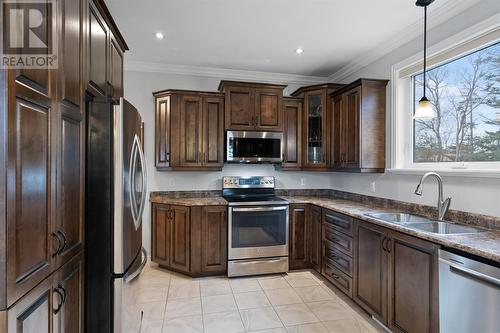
xmin=123 ymin=71 xmax=331 ymax=252
xmin=332 ymin=0 xmax=500 ymax=218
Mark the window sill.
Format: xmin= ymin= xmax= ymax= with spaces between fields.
xmin=386 ymin=168 xmax=500 ymax=179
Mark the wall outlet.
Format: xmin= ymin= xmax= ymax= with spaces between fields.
xmin=370 ymin=182 xmax=376 ymax=193
xmin=168 ymin=178 xmax=175 ymax=187
xmin=300 ymin=178 xmax=306 ymax=186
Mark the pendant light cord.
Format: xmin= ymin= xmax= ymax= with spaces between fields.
xmin=423 ymin=5 xmax=427 ymax=98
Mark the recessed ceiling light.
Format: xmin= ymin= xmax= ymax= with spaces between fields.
xmin=155 ymin=32 xmax=165 ymax=40
xmin=295 ymin=48 xmax=304 ymax=54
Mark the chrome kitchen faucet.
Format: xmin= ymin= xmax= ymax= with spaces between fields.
xmin=414 ymin=172 xmax=451 ymax=221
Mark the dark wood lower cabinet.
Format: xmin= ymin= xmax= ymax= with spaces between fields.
xmin=289 ymin=204 xmax=309 ymax=269
xmin=309 ymin=205 xmax=322 ymax=271
xmin=151 ymin=203 xmax=227 ymax=276
xmin=353 ymin=220 xmax=388 ymax=323
xmin=353 ymin=219 xmax=438 ymax=332
xmin=388 ymin=233 xmax=439 ymax=333
xmin=1 ymin=253 xmax=84 ymax=333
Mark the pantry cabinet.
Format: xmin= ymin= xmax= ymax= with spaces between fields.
xmin=219 ymin=81 xmax=286 ymax=131
xmin=153 ymin=90 xmax=224 ymax=171
xmin=329 ymin=79 xmax=388 ymax=172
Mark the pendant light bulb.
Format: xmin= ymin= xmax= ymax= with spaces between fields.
xmin=414 ymin=96 xmax=435 ymax=119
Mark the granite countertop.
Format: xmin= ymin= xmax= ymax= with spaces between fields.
xmin=149 ymin=192 xmax=499 ymax=262
xmin=149 ymin=196 xmax=228 ymax=206
xmin=283 ymin=196 xmax=500 ymax=263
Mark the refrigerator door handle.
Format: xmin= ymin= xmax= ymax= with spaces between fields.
xmin=128 ymin=134 xmax=146 ymax=230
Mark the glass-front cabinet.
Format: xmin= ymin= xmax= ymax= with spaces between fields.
xmin=304 ymin=90 xmax=327 ymax=167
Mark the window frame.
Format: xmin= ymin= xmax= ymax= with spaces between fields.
xmin=390 ymin=14 xmax=500 ymax=177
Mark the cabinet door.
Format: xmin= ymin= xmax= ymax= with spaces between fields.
xmin=342 ymin=87 xmax=360 ymax=169
xmin=388 ymin=232 xmax=438 ymax=333
xmin=108 ymin=35 xmax=124 ymax=98
xmin=151 ymin=204 xmax=170 ymax=267
xmin=200 ymin=206 xmax=227 ymax=274
xmin=170 ymin=206 xmax=191 ymax=272
xmin=224 ymin=87 xmax=254 ymax=130
xmin=179 ymin=96 xmax=203 ymax=167
xmin=155 ymin=97 xmax=171 ymax=169
xmin=6 ymin=98 xmax=55 ymax=307
xmin=53 ymin=254 xmax=84 ymax=333
xmin=309 ymin=205 xmax=322 ymax=271
xmin=289 ymin=205 xmax=309 ymax=270
xmin=203 ymin=97 xmax=224 ymax=168
xmin=282 ymin=99 xmax=302 ymax=168
xmin=303 ymin=90 xmax=328 ymax=168
xmin=353 ymin=220 xmax=388 ymax=324
xmin=5 ymin=276 xmax=54 ymax=333
xmin=255 ymin=88 xmax=282 ymax=131
xmin=88 ymin=2 xmax=108 ymax=96
xmin=56 ymin=109 xmax=84 ymax=268
xmin=330 ymin=94 xmax=342 ymax=168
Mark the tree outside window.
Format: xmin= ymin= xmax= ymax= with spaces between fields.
xmin=413 ymin=42 xmax=500 ymax=163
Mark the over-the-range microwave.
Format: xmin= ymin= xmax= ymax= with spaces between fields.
xmin=226 ymin=130 xmax=283 ymax=163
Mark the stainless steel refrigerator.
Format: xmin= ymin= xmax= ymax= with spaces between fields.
xmin=86 ymin=97 xmax=147 ymax=333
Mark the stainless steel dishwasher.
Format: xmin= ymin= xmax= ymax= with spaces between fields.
xmin=439 ymin=249 xmax=500 ymax=333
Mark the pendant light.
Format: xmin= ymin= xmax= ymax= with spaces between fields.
xmin=413 ymin=0 xmax=436 ymax=120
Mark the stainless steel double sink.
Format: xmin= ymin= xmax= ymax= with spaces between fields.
xmin=365 ymin=213 xmax=485 ymax=235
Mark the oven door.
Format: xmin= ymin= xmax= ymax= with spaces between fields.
xmin=228 ymin=205 xmax=289 ymax=260
xmin=226 ymin=131 xmax=283 ymax=163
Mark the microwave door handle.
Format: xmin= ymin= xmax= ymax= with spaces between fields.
xmin=232 ymin=206 xmax=288 ymax=212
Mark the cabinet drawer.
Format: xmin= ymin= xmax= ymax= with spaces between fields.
xmin=323 ymin=261 xmax=353 ymax=297
xmin=323 ymin=243 xmax=353 ymax=277
xmin=323 ymin=209 xmax=353 ymax=236
xmin=323 ymin=225 xmax=353 ymax=256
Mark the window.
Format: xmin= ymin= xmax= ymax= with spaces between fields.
xmin=412 ymin=42 xmax=500 ymax=163
xmin=391 ymin=21 xmax=500 ymax=174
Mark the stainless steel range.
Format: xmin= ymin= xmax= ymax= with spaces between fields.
xmin=223 ymin=176 xmax=289 ymax=277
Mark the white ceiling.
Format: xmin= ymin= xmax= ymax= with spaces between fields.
xmin=106 ymin=0 xmax=472 ymax=78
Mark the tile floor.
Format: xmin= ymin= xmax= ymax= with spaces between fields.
xmin=133 ymin=264 xmax=386 ymax=333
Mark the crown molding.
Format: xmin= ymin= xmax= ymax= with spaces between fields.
xmin=124 ymin=60 xmax=327 ymax=86
xmin=327 ymin=0 xmax=481 ymax=82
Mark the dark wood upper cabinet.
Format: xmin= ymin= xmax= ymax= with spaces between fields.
xmin=109 ymin=35 xmax=124 ymax=99
xmin=281 ymin=97 xmax=303 ymax=169
xmin=203 ymin=97 xmax=225 ymax=168
xmin=353 ymin=220 xmax=388 ymax=324
xmin=153 ymin=90 xmax=224 ymax=171
xmin=387 ymin=232 xmax=439 ymax=333
xmin=87 ymin=0 xmax=128 ymax=98
xmin=219 ymin=81 xmax=285 ymax=131
xmin=291 ymin=83 xmax=344 ymax=169
xmin=309 ymin=205 xmax=322 ymax=271
xmin=330 ymin=79 xmax=388 ymax=172
xmin=179 ymin=95 xmax=204 ymax=167
xmin=88 ymin=3 xmax=108 ymax=96
xmin=289 ymin=204 xmax=309 ymax=270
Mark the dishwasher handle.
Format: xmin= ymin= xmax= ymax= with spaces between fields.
xmin=440 ymin=257 xmax=500 ymax=288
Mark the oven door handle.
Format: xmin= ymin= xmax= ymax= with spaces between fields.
xmin=232 ymin=206 xmax=288 ymax=212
